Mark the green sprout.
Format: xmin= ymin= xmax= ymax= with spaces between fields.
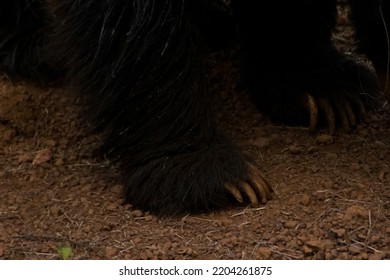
xmin=56 ymin=245 xmax=72 ymax=260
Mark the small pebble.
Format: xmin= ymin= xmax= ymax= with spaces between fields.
xmin=315 ymin=134 xmax=333 ymax=145
xmin=33 ymin=148 xmax=52 ymax=165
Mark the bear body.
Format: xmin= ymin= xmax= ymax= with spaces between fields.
xmin=0 ymin=0 xmax=386 ymax=214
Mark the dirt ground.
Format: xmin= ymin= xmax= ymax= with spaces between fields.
xmin=1 ymin=6 xmax=390 ymax=260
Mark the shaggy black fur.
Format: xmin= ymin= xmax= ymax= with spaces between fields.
xmin=0 ymin=0 xmax=57 ymax=81
xmin=350 ymin=0 xmax=389 ymax=91
xmin=0 ymin=0 xmax=385 ymax=214
xmin=232 ymin=0 xmax=381 ymax=126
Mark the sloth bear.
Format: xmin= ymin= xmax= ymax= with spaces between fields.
xmin=0 ymin=0 xmax=386 ymax=214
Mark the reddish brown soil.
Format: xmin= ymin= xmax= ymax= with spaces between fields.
xmin=0 ymin=7 xmax=389 ymax=260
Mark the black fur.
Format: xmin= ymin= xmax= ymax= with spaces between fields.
xmin=0 ymin=0 xmax=384 ymax=214
xmin=232 ymin=0 xmax=380 ymax=126
xmin=350 ymin=0 xmax=389 ymax=91
xmin=0 ymin=0 xmax=56 ymax=81
xmin=59 ymin=0 xmax=262 ymax=214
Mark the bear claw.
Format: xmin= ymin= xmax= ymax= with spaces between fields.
xmin=225 ymin=164 xmax=273 ymax=206
xmin=302 ymin=92 xmax=366 ymax=134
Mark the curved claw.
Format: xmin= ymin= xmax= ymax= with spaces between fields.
xmin=240 ymin=182 xmax=259 ymax=206
xmin=302 ymin=91 xmax=368 ymax=134
xmin=225 ymin=183 xmax=243 ymax=203
xmin=317 ymin=97 xmax=335 ymax=135
xmin=224 ymin=164 xmax=273 ymax=206
xmin=335 ymin=101 xmax=350 ymax=131
xmin=343 ymin=99 xmax=356 ymax=127
xmin=302 ymin=93 xmax=318 ymax=131
xmin=247 ymin=164 xmax=273 ymax=204
xmin=354 ymin=94 xmax=367 ymax=121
